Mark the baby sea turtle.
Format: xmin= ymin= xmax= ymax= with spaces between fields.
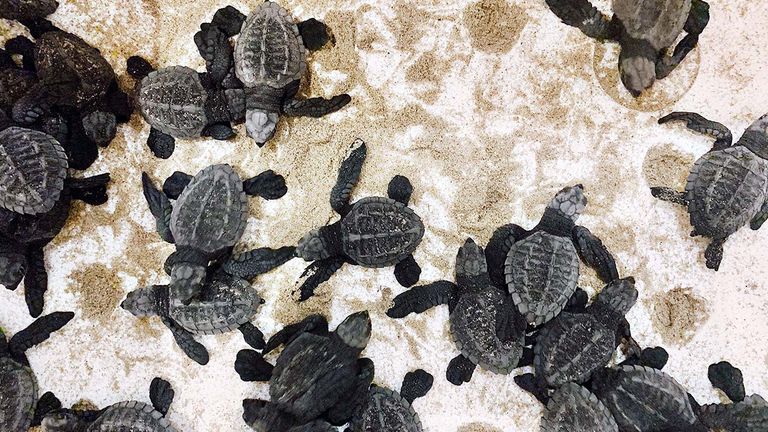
xmin=42 ymin=377 xmax=178 ymax=432
xmin=388 ymin=238 xmax=527 ymax=386
xmin=296 ymin=140 xmax=424 ymax=300
xmin=540 ymin=383 xmax=619 ymax=432
xmin=0 ymin=311 xmax=73 ymax=432
xmin=545 ymin=0 xmax=710 ymax=96
xmin=651 ymin=112 xmax=768 ymax=270
xmin=121 ymin=246 xmax=294 ymax=365
xmin=0 ymin=128 xmax=110 ymax=317
xmin=0 ymin=0 xmax=58 ymax=21
xmin=241 ymin=400 xmax=336 ymax=432
xmin=349 ymin=369 xmax=434 ymax=432
xmin=233 ymin=1 xmax=351 ymax=146
xmin=485 ymin=185 xmax=618 ymax=327
xmin=236 ymin=311 xmax=373 ymax=424
xmin=141 ymin=165 xmax=287 ymax=305
xmin=699 ymin=361 xmax=768 ymax=431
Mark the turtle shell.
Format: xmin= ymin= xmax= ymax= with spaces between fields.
xmin=340 ymin=197 xmax=424 ymax=268
xmin=351 ymin=387 xmax=422 ymax=432
xmin=0 ymin=69 xmax=38 ymax=113
xmin=0 ymin=0 xmax=58 ymax=20
xmin=533 ymin=312 xmax=615 ymax=387
xmin=170 ymin=164 xmax=248 ymax=255
xmin=685 ymin=146 xmax=768 ymax=238
xmin=169 ymin=275 xmax=261 ymax=335
xmin=541 ymin=383 xmax=618 ymax=432
xmin=87 ymin=401 xmax=176 ymax=432
xmin=449 ymin=288 xmax=523 ymax=374
xmin=699 ymin=394 xmax=768 ymax=432
xmin=595 ymin=366 xmax=697 ymax=431
xmin=270 ymin=333 xmax=357 ymax=421
xmin=0 ymin=357 xmax=38 ymax=432
xmin=613 ymin=0 xmax=691 ymax=50
xmin=504 ymin=231 xmax=579 ymax=326
xmin=234 ymin=1 xmax=307 ymax=89
xmin=139 ymin=66 xmax=209 ymax=139
xmin=0 ymin=127 xmax=68 ymax=215
xmin=35 ymin=31 xmax=114 ymax=109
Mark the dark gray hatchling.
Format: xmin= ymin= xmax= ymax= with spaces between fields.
xmin=540 ymin=383 xmax=619 ymax=432
xmin=0 ymin=0 xmax=58 ymax=21
xmin=141 ymin=164 xmax=288 ymax=306
xmin=0 ymin=312 xmax=73 ymax=432
xmin=42 ymin=377 xmax=178 ymax=432
xmin=698 ymin=361 xmax=768 ymax=431
xmin=295 ymin=139 xmax=425 ymax=300
xmin=235 ymin=311 xmax=373 ymax=425
xmin=651 ymin=112 xmax=768 ymax=270
xmin=545 ymin=0 xmax=710 ymax=96
xmin=388 ymin=238 xmax=527 ymax=386
xmin=348 ymin=369 xmax=434 ymax=432
xmin=484 ymin=185 xmax=618 ymax=327
xmin=241 ymin=399 xmax=337 ymax=432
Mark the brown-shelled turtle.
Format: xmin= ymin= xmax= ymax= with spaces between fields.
xmin=0 ymin=127 xmax=110 ymax=317
xmin=545 ymin=0 xmax=710 ymax=96
xmin=484 ymin=185 xmax=618 ymax=327
xmin=540 ymin=383 xmax=619 ymax=432
xmin=42 ymin=377 xmax=178 ymax=432
xmin=0 ymin=312 xmax=73 ymax=432
xmin=651 ymin=112 xmax=768 ymax=270
xmin=388 ymin=238 xmax=528 ymax=386
xmin=699 ymin=361 xmax=768 ymax=431
xmin=0 ymin=0 xmax=58 ymax=22
xmin=295 ymin=139 xmax=424 ymax=300
xmin=121 ymin=245 xmax=294 ymax=365
xmin=348 ymin=369 xmax=434 ymax=432
xmin=141 ymin=165 xmax=287 ymax=305
xmin=235 ymin=311 xmax=373 ymax=426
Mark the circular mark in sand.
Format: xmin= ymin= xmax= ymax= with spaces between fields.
xmin=643 ymin=144 xmax=695 ymax=189
xmin=463 ymin=0 xmax=527 ymax=54
xmin=593 ymin=42 xmax=700 ymax=112
xmin=651 ymin=287 xmax=709 ymax=345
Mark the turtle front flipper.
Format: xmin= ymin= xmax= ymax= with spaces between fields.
xmin=147 ymin=127 xmax=176 ymax=159
xmin=394 ymin=254 xmax=421 ymax=287
xmin=705 ymin=237 xmax=727 ymax=271
xmin=446 ymin=353 xmax=476 ymax=386
xmin=573 ymin=226 xmax=618 ymax=283
xmin=386 ymin=280 xmax=458 ymax=318
xmin=243 ymin=170 xmax=288 ymax=200
xmin=298 ymin=18 xmax=333 ymax=51
xmin=330 ymin=139 xmax=367 ymax=215
xmin=621 ymin=347 xmax=670 ymax=370
xmin=400 ymin=369 xmax=434 ymax=404
xmin=495 ymin=294 xmax=526 ymax=343
xmin=141 ymin=173 xmax=175 ymax=243
xmin=514 ymin=373 xmax=549 ymax=404
xmin=325 ymin=358 xmax=374 ymax=425
xmin=297 ymin=257 xmax=347 ymax=301
xmin=239 ymin=322 xmax=266 ymax=350
xmin=387 ymin=175 xmax=414 ymax=205
xmin=149 ymin=377 xmax=175 ymax=416
xmin=31 ymin=392 xmax=62 ymax=426
xmin=656 ymin=0 xmax=710 ymax=79
xmin=235 ymin=349 xmax=274 ymax=382
xmin=24 ymin=246 xmax=47 ymax=317
xmin=544 ymin=0 xmax=618 ymax=40
xmin=650 ymin=187 xmax=689 ymax=206
xmin=282 ymin=94 xmax=351 ymax=118
xmin=486 ymin=224 xmax=526 ymax=290
xmin=224 ymin=246 xmax=295 ymax=280
xmin=160 ymin=316 xmax=209 ymax=365
xmin=9 ymin=311 xmax=74 ymax=365
xmin=708 ymin=361 xmax=745 ymax=403
xmin=68 ymin=173 xmax=111 ymax=206
xmin=263 ymin=314 xmax=329 ymax=355
xmin=126 ymin=55 xmax=155 ymax=80
xmin=194 ymin=24 xmax=233 ymax=84
xmin=750 ymin=200 xmax=768 ymax=230
xmin=211 ymin=6 xmax=246 ymax=37
xmin=659 ymin=112 xmax=733 ymax=151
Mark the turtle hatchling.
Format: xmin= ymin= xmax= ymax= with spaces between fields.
xmin=42 ymin=377 xmax=178 ymax=432
xmin=241 ymin=400 xmax=336 ymax=432
xmin=121 ymin=245 xmax=295 ymax=365
xmin=388 ymin=238 xmax=527 ymax=386
xmin=484 ymin=185 xmax=618 ymax=327
xmin=0 ymin=127 xmax=110 ymax=317
xmin=0 ymin=0 xmax=59 ymax=21
xmin=141 ymin=165 xmax=287 ymax=305
xmin=295 ymin=139 xmax=425 ymax=300
xmin=235 ymin=311 xmax=373 ymax=424
xmin=545 ymin=0 xmax=710 ymax=96
xmin=651 ymin=112 xmax=768 ymax=270
xmin=349 ymin=369 xmax=434 ymax=432
xmin=540 ymin=383 xmax=619 ymax=432
xmin=0 ymin=312 xmax=73 ymax=432
xmin=699 ymin=361 xmax=768 ymax=431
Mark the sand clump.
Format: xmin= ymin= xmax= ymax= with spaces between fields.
xmin=463 ymin=0 xmax=528 ymax=54
xmin=643 ymin=144 xmax=695 ymax=189
xmin=67 ymin=263 xmax=124 ymax=320
xmin=650 ymin=287 xmax=710 ymax=345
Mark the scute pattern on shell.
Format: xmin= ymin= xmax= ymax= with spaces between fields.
xmin=0 ymin=127 xmax=68 ymax=215
xmin=352 ymin=387 xmax=422 ymax=432
xmin=504 ymin=231 xmax=579 ymax=326
xmin=234 ymin=1 xmax=307 ymax=88
xmin=541 ymin=383 xmax=619 ymax=432
xmin=139 ymin=66 xmax=209 ymax=138
xmin=341 ymin=197 xmax=425 ymax=268
xmin=0 ymin=358 xmax=37 ymax=432
xmin=699 ymin=394 xmax=768 ymax=432
xmin=170 ymin=165 xmax=248 ymax=254
xmin=685 ymin=146 xmax=768 ymax=238
xmin=613 ymin=0 xmax=691 ymax=49
xmin=534 ymin=312 xmax=615 ymax=387
xmin=169 ymin=276 xmax=261 ymax=335
xmin=88 ymin=401 xmax=176 ymax=432
xmin=449 ymin=288 xmax=522 ymax=374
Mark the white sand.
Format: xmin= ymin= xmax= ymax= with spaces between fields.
xmin=2 ymin=0 xmax=767 ymax=430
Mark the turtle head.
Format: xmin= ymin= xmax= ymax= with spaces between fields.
xmin=741 ymin=113 xmax=768 ymax=159
xmin=0 ymin=251 xmax=26 ymax=290
xmin=297 ymin=229 xmax=332 ymax=261
xmin=245 ymin=109 xmax=279 ymax=147
xmin=42 ymin=409 xmax=85 ymax=432
xmin=335 ymin=311 xmax=371 ymax=351
xmin=455 ymin=238 xmax=489 ymax=286
xmin=120 ymin=286 xmax=161 ymax=317
xmin=547 ymin=184 xmax=587 ymax=221
xmin=595 ymin=277 xmax=638 ymax=315
xmin=619 ymin=42 xmax=657 ymax=97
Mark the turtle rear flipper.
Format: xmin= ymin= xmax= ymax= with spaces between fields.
xmin=297 ymin=257 xmax=346 ymax=301
xmin=263 ymin=314 xmax=329 ymax=355
xmin=239 ymin=322 xmax=266 ymax=350
xmin=324 ymin=358 xmax=374 ymax=425
xmin=31 ymin=392 xmax=62 ymax=426
xmin=24 ymin=247 xmax=47 ymax=317
xmin=386 ymin=280 xmax=458 ymax=318
xmin=141 ymin=173 xmax=174 ymax=243
xmin=68 ymin=173 xmax=111 ymax=205
xmin=750 ymin=200 xmax=768 ymax=230
xmin=708 ymin=361 xmax=745 ymax=403
xmin=656 ymin=0 xmax=709 ymax=78
xmin=126 ymin=55 xmax=155 ymax=80
xmin=149 ymin=377 xmax=175 ymax=416
xmin=659 ymin=112 xmax=733 ymax=151
xmin=9 ymin=311 xmax=74 ymax=364
xmin=242 ymin=170 xmax=287 ymax=200
xmin=400 ymin=369 xmax=433 ymax=404
xmin=394 ymin=254 xmax=421 ymax=287
xmin=704 ymin=237 xmax=727 ymax=271
xmin=160 ymin=316 xmax=209 ymax=365
xmin=544 ymin=0 xmax=617 ymax=40
xmin=224 ymin=246 xmax=295 ymax=280
xmin=330 ymin=139 xmax=366 ymax=215
xmin=235 ymin=349 xmax=274 ymax=382
xmin=446 ymin=354 xmax=476 ymax=386
xmin=162 ymin=171 xmax=193 ymax=200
